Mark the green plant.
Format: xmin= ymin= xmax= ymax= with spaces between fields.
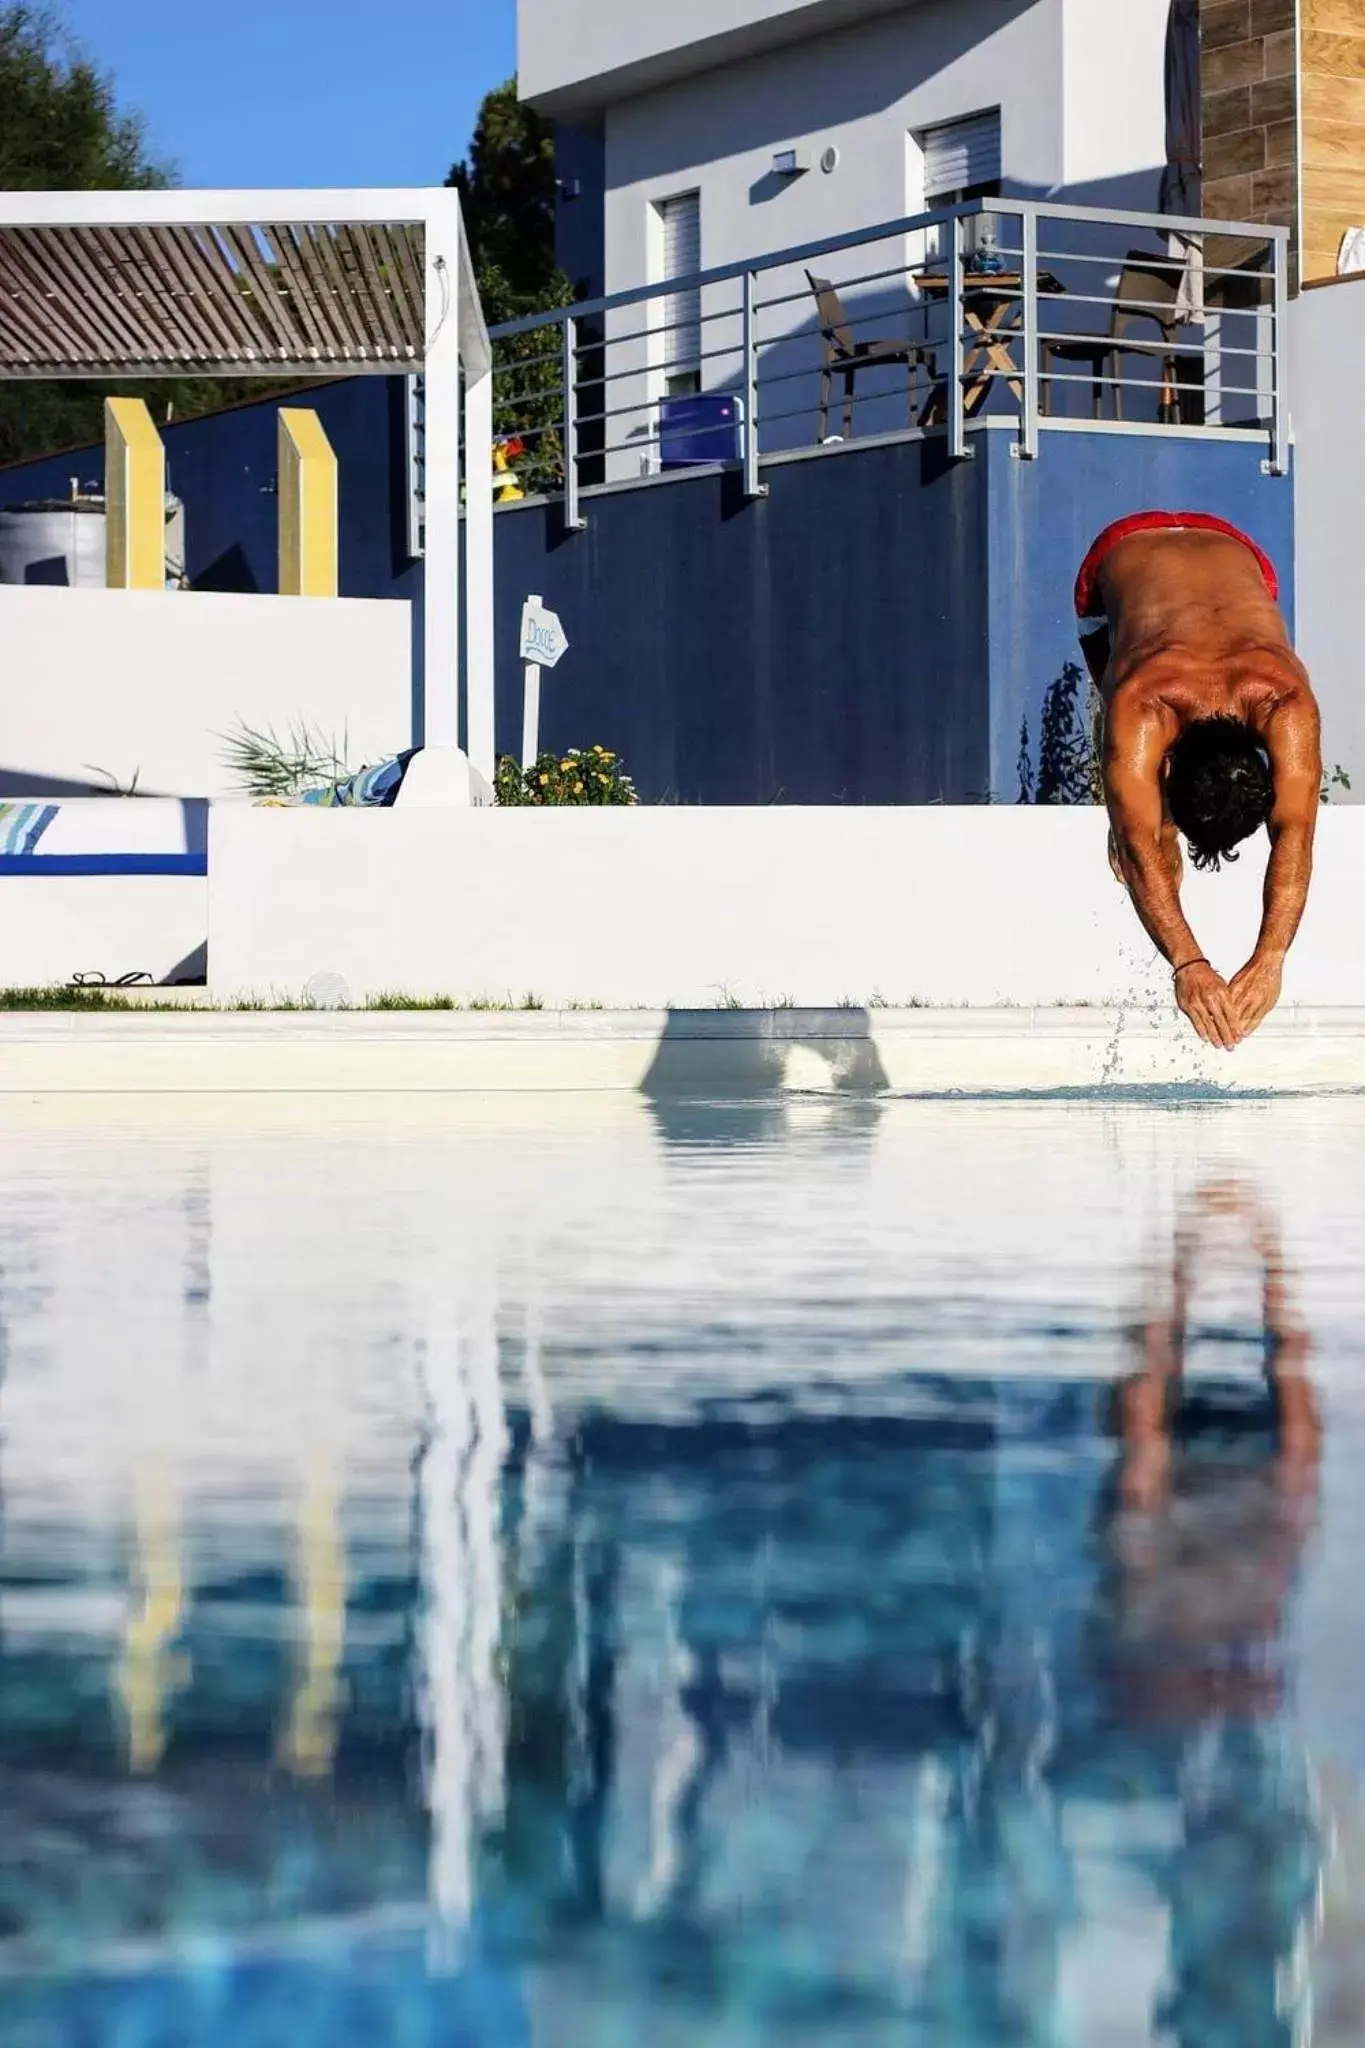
xmin=219 ymin=718 xmax=352 ymax=799
xmin=85 ymin=762 xmax=142 ymax=795
xmin=495 ymin=745 xmax=638 ymax=806
xmin=1018 ymin=661 xmax=1101 ymax=806
xmin=369 ymin=991 xmax=459 ymax=1010
xmin=448 ymin=80 xmax=577 ymax=496
xmin=1321 ymin=763 xmax=1352 ymax=804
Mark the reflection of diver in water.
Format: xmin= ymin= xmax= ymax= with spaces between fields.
xmin=1113 ymin=1177 xmax=1319 ymax=1520
xmin=1099 ymin=1180 xmax=1323 ymax=2048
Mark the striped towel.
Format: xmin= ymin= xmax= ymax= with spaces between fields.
xmin=296 ymin=751 xmax=414 ymax=809
xmin=0 ymin=802 xmax=59 ymax=856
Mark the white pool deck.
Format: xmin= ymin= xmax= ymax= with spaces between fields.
xmin=4 ymin=1004 xmax=1365 ymax=1095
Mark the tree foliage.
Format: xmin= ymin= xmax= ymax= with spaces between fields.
xmin=0 ymin=6 xmax=240 ymax=468
xmin=448 ymin=78 xmax=575 ymax=493
xmin=0 ymin=3 xmax=166 ymax=191
xmin=447 ymin=77 xmax=559 ymax=311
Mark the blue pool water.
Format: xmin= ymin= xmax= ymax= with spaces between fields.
xmin=2 ymin=1092 xmax=1364 ymax=2045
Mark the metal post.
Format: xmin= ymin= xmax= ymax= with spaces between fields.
xmin=1019 ymin=208 xmax=1039 ymax=461
xmin=948 ymin=214 xmax=967 ymax=462
xmin=1266 ymin=233 xmax=1290 ymax=478
xmin=422 ymin=223 xmax=461 ymax=753
xmin=563 ymin=315 xmax=586 ymax=530
xmin=742 ymin=269 xmax=768 ymax=500
xmin=521 ymin=663 xmax=541 ymax=772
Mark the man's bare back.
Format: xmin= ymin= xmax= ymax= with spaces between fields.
xmin=1074 ymin=516 xmax=1321 ymax=1049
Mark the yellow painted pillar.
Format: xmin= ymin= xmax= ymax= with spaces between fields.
xmin=104 ymin=396 xmax=166 ymax=590
xmin=278 ymin=408 xmax=339 ymax=597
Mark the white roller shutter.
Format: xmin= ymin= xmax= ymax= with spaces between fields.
xmin=921 ymin=111 xmax=1001 ymax=199
xmin=658 ymin=191 xmax=701 ymax=377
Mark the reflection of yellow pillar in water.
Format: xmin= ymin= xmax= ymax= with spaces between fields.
xmin=115 ymin=1468 xmax=188 ymax=1774
xmin=277 ymin=1460 xmax=346 ymax=1779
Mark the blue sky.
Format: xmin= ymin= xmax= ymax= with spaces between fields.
xmin=57 ymin=0 xmax=517 ymax=189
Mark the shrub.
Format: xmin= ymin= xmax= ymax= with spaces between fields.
xmin=495 ymin=746 xmax=638 ymax=806
xmin=1017 ymin=662 xmax=1102 ymax=805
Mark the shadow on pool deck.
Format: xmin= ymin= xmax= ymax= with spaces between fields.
xmin=639 ymin=1006 xmax=891 ymax=1102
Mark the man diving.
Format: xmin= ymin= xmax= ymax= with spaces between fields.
xmin=1076 ymin=511 xmax=1321 ymax=1049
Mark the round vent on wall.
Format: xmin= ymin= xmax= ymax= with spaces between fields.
xmin=820 ymin=146 xmax=839 ymax=175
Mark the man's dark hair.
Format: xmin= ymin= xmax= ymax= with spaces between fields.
xmin=1164 ymin=716 xmax=1273 ymax=872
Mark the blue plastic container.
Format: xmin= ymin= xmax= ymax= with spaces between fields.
xmin=659 ymin=392 xmax=743 ymax=468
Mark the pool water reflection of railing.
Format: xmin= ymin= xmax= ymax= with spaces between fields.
xmin=487 ymin=198 xmax=1290 ymax=523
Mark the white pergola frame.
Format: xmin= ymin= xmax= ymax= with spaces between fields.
xmin=0 ymin=186 xmax=494 ymax=793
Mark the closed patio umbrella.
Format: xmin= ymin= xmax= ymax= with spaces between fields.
xmin=1160 ymin=0 xmax=1203 ymax=321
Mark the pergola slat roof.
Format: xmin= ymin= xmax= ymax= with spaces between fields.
xmin=0 ymin=219 xmax=428 ymax=378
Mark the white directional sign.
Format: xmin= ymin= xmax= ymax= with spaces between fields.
xmin=519 ymin=597 xmax=569 ymax=669
xmin=519 ymin=595 xmax=569 ymax=770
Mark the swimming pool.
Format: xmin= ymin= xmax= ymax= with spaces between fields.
xmin=1 ymin=1091 xmax=1363 ymax=2045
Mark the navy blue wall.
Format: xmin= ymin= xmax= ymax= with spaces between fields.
xmin=497 ymin=430 xmax=1293 ymax=804
xmin=495 ymin=439 xmax=991 ymax=804
xmin=0 ymin=378 xmax=416 ymax=605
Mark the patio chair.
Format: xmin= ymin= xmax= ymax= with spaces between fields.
xmin=806 ymin=272 xmax=938 ymax=441
xmin=1041 ymin=249 xmax=1199 ymax=423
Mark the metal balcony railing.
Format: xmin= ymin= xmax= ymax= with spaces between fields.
xmin=486 ymin=197 xmax=1291 ymax=526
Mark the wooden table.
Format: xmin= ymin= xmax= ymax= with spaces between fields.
xmin=916 ymin=269 xmax=1066 ymax=423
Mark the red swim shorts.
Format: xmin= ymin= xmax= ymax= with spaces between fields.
xmin=1074 ymin=510 xmax=1279 ymax=634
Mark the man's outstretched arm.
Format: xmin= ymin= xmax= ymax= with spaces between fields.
xmin=1228 ymin=691 xmax=1322 ymax=1039
xmin=1105 ymin=693 xmax=1242 ymax=1050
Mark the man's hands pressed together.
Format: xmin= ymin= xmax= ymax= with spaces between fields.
xmin=1173 ymin=959 xmax=1242 ymax=1050
xmin=1173 ymin=951 xmax=1285 ymax=1050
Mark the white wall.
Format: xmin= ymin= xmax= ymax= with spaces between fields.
xmin=601 ymin=0 xmax=1169 ymax=287
xmin=0 ymin=799 xmax=206 ymax=985
xmin=594 ymin=0 xmax=1166 ymax=466
xmin=208 ymin=804 xmax=1365 ymax=1009
xmin=521 ymin=0 xmax=911 ymax=114
xmin=605 ymin=0 xmax=1057 ymax=289
xmin=0 ymin=586 xmax=412 ymax=801
xmin=0 ymin=878 xmax=205 ymax=988
xmin=1289 ymin=281 xmax=1365 ymax=794
xmin=1058 ymin=0 xmax=1167 ymax=198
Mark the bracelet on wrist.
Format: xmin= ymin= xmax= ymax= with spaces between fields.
xmin=1172 ymin=956 xmax=1207 ymax=976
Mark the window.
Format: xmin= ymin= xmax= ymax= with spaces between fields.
xmin=655 ymin=191 xmax=702 ymax=396
xmin=920 ymin=110 xmax=1002 ymax=207
xmin=915 ymin=110 xmax=1002 ymax=262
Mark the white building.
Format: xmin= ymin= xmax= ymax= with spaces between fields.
xmin=520 ymin=0 xmax=1172 ymax=307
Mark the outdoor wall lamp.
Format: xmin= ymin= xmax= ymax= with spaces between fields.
xmin=772 ymin=150 xmax=809 ymax=178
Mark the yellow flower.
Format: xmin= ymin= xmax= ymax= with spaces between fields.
xmin=538 ymin=774 xmax=549 ymax=786
xmin=573 ymin=780 xmax=584 ymax=793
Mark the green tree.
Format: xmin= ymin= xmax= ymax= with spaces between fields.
xmin=447 ymin=77 xmax=559 ymax=306
xmin=448 ymin=78 xmax=576 ymax=493
xmin=0 ymin=6 xmax=241 ymax=467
